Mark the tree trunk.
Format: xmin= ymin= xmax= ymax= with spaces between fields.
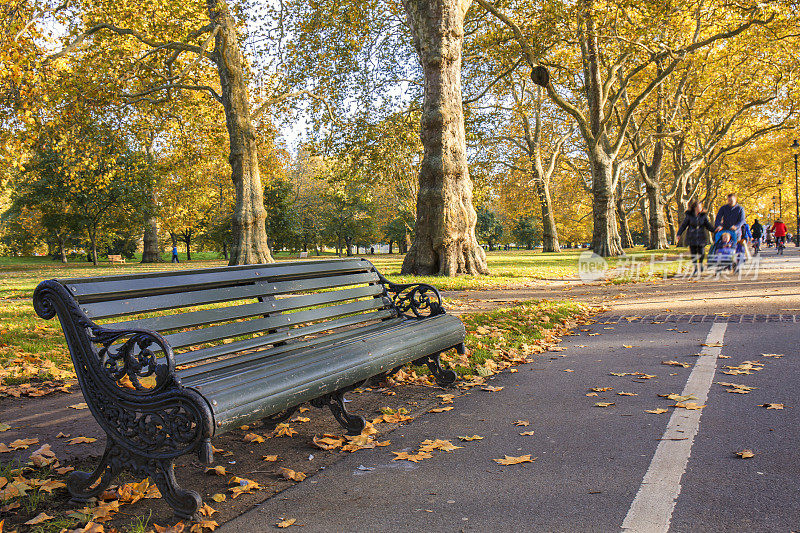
xmin=615 ymin=181 xmax=633 ymax=249
xmin=638 ymin=195 xmax=650 ymax=248
xmin=184 ymin=233 xmax=192 ymax=261
xmin=208 ymin=0 xmax=273 ymax=266
xmin=388 ymin=240 xmax=394 ymax=254
xmin=589 ymin=151 xmax=623 ymax=256
xmin=665 ymin=207 xmax=677 ymax=244
xmin=535 ymin=181 xmax=560 ymax=253
xmin=141 ymin=217 xmax=162 ymax=262
xmin=645 ymin=183 xmax=669 ymax=249
xmin=90 ymin=232 xmax=98 ymax=266
xmin=400 ymin=0 xmax=488 ymax=276
xmin=58 ymin=235 xmax=67 ymax=263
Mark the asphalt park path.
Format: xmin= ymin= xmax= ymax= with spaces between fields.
xmin=221 ymin=314 xmax=800 ymax=533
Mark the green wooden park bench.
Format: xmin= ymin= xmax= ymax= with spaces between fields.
xmin=33 ymin=258 xmax=465 ymax=519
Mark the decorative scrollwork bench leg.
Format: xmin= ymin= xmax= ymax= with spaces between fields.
xmin=67 ymin=439 xmax=202 ymax=520
xmin=416 ymin=353 xmax=457 ymax=387
xmin=310 ymin=391 xmax=367 ymax=435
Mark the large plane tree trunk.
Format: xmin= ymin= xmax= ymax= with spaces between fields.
xmin=400 ymin=0 xmax=488 ymax=276
xmin=589 ymin=149 xmax=623 ymax=256
xmin=646 ymin=183 xmax=669 ymax=250
xmin=536 ymin=182 xmax=560 ymax=253
xmin=208 ymin=0 xmax=273 ymax=265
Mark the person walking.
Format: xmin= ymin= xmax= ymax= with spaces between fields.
xmin=172 ymin=245 xmax=180 ymax=263
xmin=677 ymin=200 xmax=715 ymax=276
xmin=751 ymin=219 xmax=763 ymax=254
xmin=714 ymin=193 xmax=746 ymax=237
xmin=771 ymin=219 xmax=787 ymax=255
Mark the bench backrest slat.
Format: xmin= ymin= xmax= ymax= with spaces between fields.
xmin=110 ymin=284 xmax=384 ymax=333
xmin=80 ymin=271 xmax=380 ymax=319
xmin=61 ymin=259 xmax=372 ymax=302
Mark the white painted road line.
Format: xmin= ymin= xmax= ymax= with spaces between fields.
xmin=621 ymin=322 xmax=728 ymax=533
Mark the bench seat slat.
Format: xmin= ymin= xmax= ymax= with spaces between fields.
xmin=173 ymin=309 xmax=396 ymax=366
xmin=62 ymin=259 xmax=372 ymax=301
xmin=82 ymin=271 xmax=380 ymax=319
xmin=164 ymin=297 xmax=390 ymax=350
xmin=178 ymin=316 xmax=409 ymax=383
xmin=199 ymin=314 xmax=466 ymax=434
xmin=110 ymin=284 xmax=385 ymax=332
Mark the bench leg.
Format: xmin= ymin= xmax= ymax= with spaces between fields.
xmin=67 ymin=440 xmax=202 ymax=521
xmin=416 ymin=352 xmax=457 ymax=387
xmin=311 ymin=391 xmax=367 ymax=435
xmin=261 ymin=407 xmax=298 ymax=430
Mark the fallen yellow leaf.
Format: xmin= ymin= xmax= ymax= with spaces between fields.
xmin=429 ymin=406 xmax=454 ymax=413
xmin=594 ymin=402 xmax=615 ymax=407
xmin=243 ymin=433 xmax=265 ymax=444
xmin=205 ymin=466 xmax=227 ymax=476
xmin=514 ymin=420 xmax=529 ymax=427
xmin=277 ymin=518 xmax=297 ymax=528
xmin=481 ymin=386 xmax=503 ymax=392
xmin=278 ymin=467 xmax=306 ymax=482
xmin=760 ymin=403 xmax=784 ymax=410
xmin=392 ymin=451 xmax=433 ymax=463
xmin=210 ymin=494 xmax=226 ymax=502
xmin=737 ymin=449 xmax=755 ymax=459
xmin=69 ymin=403 xmax=88 ymax=409
xmin=262 ymin=455 xmax=279 ymax=462
xmin=493 ymin=454 xmax=534 ymax=465
xmin=646 ymin=408 xmax=669 ymax=414
xmin=68 ymin=436 xmax=97 ymax=445
xmin=519 ymin=431 xmax=535 ymax=436
xmin=24 ymin=512 xmax=54 ymax=525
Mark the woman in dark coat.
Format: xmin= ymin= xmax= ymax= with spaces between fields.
xmin=676 ymin=200 xmax=715 ymax=274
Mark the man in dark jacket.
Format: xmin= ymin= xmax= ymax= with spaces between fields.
xmin=677 ymin=200 xmax=715 ymax=275
xmin=714 ymin=193 xmax=746 ymax=234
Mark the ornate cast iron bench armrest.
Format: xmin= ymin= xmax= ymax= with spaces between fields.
xmin=379 ymin=276 xmax=445 ymax=318
xmin=32 ymin=280 xmax=213 ymax=519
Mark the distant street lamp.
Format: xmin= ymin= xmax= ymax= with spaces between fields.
xmin=793 ymin=139 xmax=800 ymax=246
xmin=777 ymin=180 xmax=783 ymax=220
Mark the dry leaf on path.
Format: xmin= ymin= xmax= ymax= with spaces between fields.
xmin=481 ymin=386 xmax=504 ymax=392
xmin=737 ymin=449 xmax=755 ymax=459
xmin=662 ymin=361 xmax=691 ymax=368
xmin=211 ymin=494 xmax=226 ymax=502
xmin=437 ymin=394 xmax=455 ymax=404
xmin=278 ymin=467 xmax=306 ymax=482
xmin=429 ymin=406 xmax=454 ymax=413
xmin=760 ymin=403 xmax=784 ymax=409
xmin=68 ymin=436 xmax=97 ymax=445
xmin=392 ymin=451 xmax=433 ymax=463
xmin=24 ymin=512 xmax=54 ymax=525
xmin=494 ymin=455 xmax=534 ymax=465
xmin=519 ymin=431 xmax=535 ymax=436
xmin=262 ymin=455 xmax=279 ymax=462
xmin=277 ymin=518 xmax=297 ymax=528
xmin=646 ymin=408 xmax=669 ymax=414
xmin=205 ymin=466 xmax=227 ymax=476
xmin=672 ymin=402 xmax=705 ymax=410
xmin=586 ymin=392 xmax=599 ymax=397
xmin=617 ymin=392 xmax=637 ymax=396
xmin=595 ymin=402 xmax=615 ymax=407
xmin=458 ymin=435 xmax=483 ymax=441
xmin=69 ymin=403 xmax=88 ymax=409
xmin=243 ymin=433 xmax=265 ymax=444
xmin=514 ymin=420 xmax=529 ymax=426
xmin=563 ymin=369 xmax=575 ymax=372
xmin=591 ymin=387 xmax=613 ymax=392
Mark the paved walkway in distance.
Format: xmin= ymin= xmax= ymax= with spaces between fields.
xmin=220 ymin=248 xmax=800 ymax=533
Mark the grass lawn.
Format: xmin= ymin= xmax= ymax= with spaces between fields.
xmin=0 ymin=247 xmax=683 ymax=390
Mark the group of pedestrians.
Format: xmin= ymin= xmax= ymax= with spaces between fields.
xmin=676 ymin=193 xmax=791 ymax=275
